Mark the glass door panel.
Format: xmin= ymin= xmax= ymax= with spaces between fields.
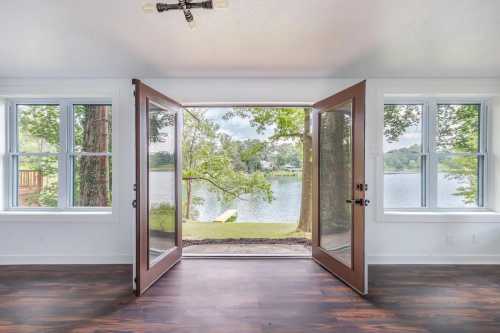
xmin=319 ymin=101 xmax=353 ymax=268
xmin=147 ymin=102 xmax=177 ymax=266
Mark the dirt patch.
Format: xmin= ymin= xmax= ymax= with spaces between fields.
xmin=183 ymin=238 xmax=311 ymax=247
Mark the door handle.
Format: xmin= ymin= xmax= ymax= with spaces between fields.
xmin=346 ymin=199 xmax=370 ymax=206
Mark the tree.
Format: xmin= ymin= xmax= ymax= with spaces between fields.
xmin=182 ymin=109 xmax=273 ymax=221
xmin=74 ymin=105 xmax=111 ymax=206
xmin=223 ymin=108 xmax=313 ymax=232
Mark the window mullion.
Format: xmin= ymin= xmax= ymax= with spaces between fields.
xmin=58 ymin=101 xmax=69 ymax=209
xmin=427 ymin=100 xmax=438 ymax=209
xmin=67 ymin=103 xmax=75 ymax=208
xmin=8 ymin=102 xmax=17 ymax=208
xmin=478 ymin=102 xmax=487 ymax=207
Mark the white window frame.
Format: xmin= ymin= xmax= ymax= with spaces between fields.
xmin=6 ymin=98 xmax=112 ymax=211
xmin=383 ymin=98 xmax=489 ymax=212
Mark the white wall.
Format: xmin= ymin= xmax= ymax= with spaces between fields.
xmin=0 ymin=79 xmax=135 ymax=264
xmin=0 ymin=77 xmax=499 ymax=265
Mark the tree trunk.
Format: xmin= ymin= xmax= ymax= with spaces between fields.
xmin=185 ymin=179 xmax=193 ymax=221
xmin=79 ymin=105 xmax=110 ymax=206
xmin=297 ymin=109 xmax=313 ymax=233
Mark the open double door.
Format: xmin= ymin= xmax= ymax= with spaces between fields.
xmin=133 ymin=79 xmax=368 ymax=296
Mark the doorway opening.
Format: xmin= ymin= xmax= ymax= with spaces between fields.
xmin=134 ymin=79 xmax=367 ymax=295
xmin=173 ymin=107 xmax=313 ymax=256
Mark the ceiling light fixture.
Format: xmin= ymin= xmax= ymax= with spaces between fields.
xmin=142 ymin=0 xmax=228 ymax=28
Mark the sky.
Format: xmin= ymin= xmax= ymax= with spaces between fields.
xmin=383 ymin=124 xmax=421 ymax=153
xmin=203 ymin=107 xmax=275 ymax=140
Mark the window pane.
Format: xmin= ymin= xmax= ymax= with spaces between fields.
xmin=437 ymin=155 xmax=479 ymax=208
xmin=436 ymin=104 xmax=480 ymax=153
xmin=17 ymin=105 xmax=60 ymax=153
xmin=384 ymin=104 xmax=423 ymax=208
xmin=73 ymin=105 xmax=112 ymax=153
xmin=73 ymin=156 xmax=112 ymax=207
xmin=17 ymin=156 xmax=58 ymax=208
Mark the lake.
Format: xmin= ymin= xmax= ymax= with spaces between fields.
xmin=385 ymin=172 xmax=475 ymax=208
xmin=149 ymin=171 xmax=474 ymax=224
xmin=150 ymin=172 xmax=302 ymax=223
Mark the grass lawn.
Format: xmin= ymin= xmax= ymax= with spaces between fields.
xmin=183 ymin=222 xmax=310 ymax=240
xmin=148 ymin=205 xmax=310 ymax=240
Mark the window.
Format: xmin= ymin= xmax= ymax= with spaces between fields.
xmin=384 ymin=100 xmax=486 ymax=210
xmin=8 ymin=100 xmax=112 ymax=209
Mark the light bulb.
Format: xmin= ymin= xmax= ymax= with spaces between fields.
xmin=142 ymin=2 xmax=156 ymax=13
xmin=212 ymin=0 xmax=228 ymax=8
xmin=188 ymin=20 xmax=197 ymax=29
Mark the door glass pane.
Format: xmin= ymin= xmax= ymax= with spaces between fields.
xmin=17 ymin=105 xmax=60 ymax=153
xmin=17 ymin=155 xmax=58 ymax=208
xmin=319 ymin=101 xmax=353 ymax=268
xmin=383 ymin=104 xmax=423 ymax=208
xmin=148 ymin=102 xmax=177 ymax=266
xmin=437 ymin=154 xmax=479 ymax=208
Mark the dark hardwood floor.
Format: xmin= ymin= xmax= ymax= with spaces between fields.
xmin=1 ymin=260 xmax=499 ymax=333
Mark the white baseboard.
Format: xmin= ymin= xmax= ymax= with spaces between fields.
xmin=0 ymin=254 xmax=132 ymax=265
xmin=368 ymin=255 xmax=500 ymax=265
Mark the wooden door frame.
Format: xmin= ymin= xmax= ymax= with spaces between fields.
xmin=311 ymin=81 xmax=366 ymax=294
xmin=133 ymin=79 xmax=183 ymax=296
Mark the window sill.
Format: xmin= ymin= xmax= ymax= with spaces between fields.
xmin=0 ymin=210 xmax=115 ymax=223
xmin=381 ymin=210 xmax=500 ymax=223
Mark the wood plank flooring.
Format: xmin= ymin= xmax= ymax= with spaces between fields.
xmin=0 ymin=260 xmax=499 ymax=333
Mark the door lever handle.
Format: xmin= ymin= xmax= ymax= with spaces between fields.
xmin=346 ymin=199 xmax=370 ymax=206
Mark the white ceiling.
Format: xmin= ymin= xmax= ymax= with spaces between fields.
xmin=1 ymin=0 xmax=500 ymax=78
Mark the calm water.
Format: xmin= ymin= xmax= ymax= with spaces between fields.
xmin=149 ymin=171 xmax=473 ymax=224
xmin=150 ymin=171 xmax=301 ymax=223
xmin=385 ymin=173 xmax=476 ymax=208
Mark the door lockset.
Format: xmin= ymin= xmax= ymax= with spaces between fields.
xmin=346 ymin=198 xmax=370 ymax=206
xmin=356 ymin=183 xmax=368 ymax=191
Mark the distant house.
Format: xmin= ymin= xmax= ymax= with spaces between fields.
xmin=260 ymin=160 xmax=274 ymax=171
xmin=283 ymin=164 xmax=301 ymax=172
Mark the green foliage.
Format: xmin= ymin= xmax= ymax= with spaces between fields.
xmin=437 ymin=104 xmax=479 ymax=152
xmin=384 ymin=104 xmax=420 ymax=143
xmin=149 ymin=203 xmax=176 ymax=232
xmin=223 ymin=107 xmax=305 ymax=140
xmin=18 ymin=105 xmax=60 ymax=151
xmin=384 ymin=144 xmax=420 ymax=173
xmin=182 ymin=110 xmax=274 ymax=218
xmin=150 ymin=152 xmax=175 ymax=171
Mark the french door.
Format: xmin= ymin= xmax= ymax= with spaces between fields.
xmin=133 ymin=79 xmax=183 ymax=296
xmin=132 ymin=79 xmax=367 ymax=296
xmin=312 ymin=81 xmax=367 ymax=295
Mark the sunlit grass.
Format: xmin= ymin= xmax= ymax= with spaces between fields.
xmin=183 ymin=222 xmax=310 ymax=240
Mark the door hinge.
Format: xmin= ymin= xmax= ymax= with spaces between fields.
xmin=132 ymin=200 xmax=137 ymax=208
xmin=133 ymin=184 xmax=137 ymax=191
